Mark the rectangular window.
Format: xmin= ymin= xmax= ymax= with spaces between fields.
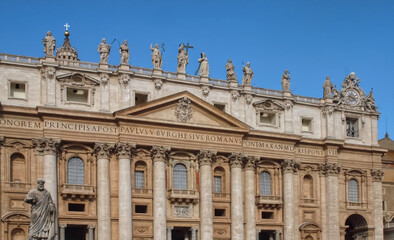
xmin=66 ymin=88 xmax=88 ymax=103
xmin=135 ymin=93 xmax=148 ymax=106
xmin=261 ymin=211 xmax=274 ymax=219
xmin=10 ymin=82 xmax=26 ymax=99
xmin=68 ymin=203 xmax=85 ymax=212
xmin=260 ymin=112 xmax=276 ymax=125
xmin=346 ymin=118 xmax=359 ymax=138
xmin=214 ymin=104 xmax=226 ymax=112
xmin=213 ymin=176 xmax=222 ymax=193
xmin=135 ymin=205 xmax=148 ymax=214
xmin=134 ymin=171 xmax=145 ymax=189
xmin=301 ymin=118 xmax=312 ymax=132
xmin=214 ymin=209 xmax=226 ymax=217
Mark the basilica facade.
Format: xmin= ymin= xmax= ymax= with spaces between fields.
xmin=0 ymin=31 xmax=386 ymax=240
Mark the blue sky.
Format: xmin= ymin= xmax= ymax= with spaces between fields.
xmin=1 ymin=0 xmax=393 ymax=139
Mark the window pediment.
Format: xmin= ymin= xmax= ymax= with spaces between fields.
xmin=253 ymin=99 xmax=285 ymax=112
xmin=56 ymin=73 xmax=100 ymax=87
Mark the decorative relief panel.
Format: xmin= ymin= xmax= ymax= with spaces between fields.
xmin=175 ymin=97 xmax=193 ymax=122
xmin=173 ymin=205 xmax=192 ymax=217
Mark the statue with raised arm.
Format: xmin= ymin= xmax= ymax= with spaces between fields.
xmin=150 ymin=43 xmax=162 ymax=69
xmin=43 ymin=31 xmax=56 ymax=57
xmin=281 ymin=69 xmax=291 ymax=92
xmin=98 ymin=38 xmax=111 ymax=63
xmin=225 ymin=59 xmax=237 ymax=82
xmin=177 ymin=44 xmax=188 ymax=74
xmin=323 ymin=76 xmax=333 ymax=99
xmin=364 ymin=89 xmax=377 ymax=111
xmin=25 ymin=179 xmax=56 ymax=240
xmin=119 ymin=40 xmax=129 ymax=65
xmin=198 ymin=52 xmax=209 ymax=77
xmin=242 ymin=62 xmax=253 ymax=86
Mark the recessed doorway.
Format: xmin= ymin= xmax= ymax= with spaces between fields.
xmin=172 ymin=227 xmax=191 ymax=240
xmin=65 ymin=225 xmax=86 ymax=240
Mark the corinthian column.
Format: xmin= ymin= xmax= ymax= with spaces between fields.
xmin=94 ymin=143 xmax=115 ymax=240
xmin=321 ymin=162 xmax=341 ymax=240
xmin=151 ymin=146 xmax=170 ymax=240
xmin=32 ymin=138 xmax=60 ymax=206
xmin=229 ymin=153 xmax=244 ymax=240
xmin=198 ymin=150 xmax=216 ymax=240
xmin=371 ymin=169 xmax=384 ymax=239
xmin=281 ymin=159 xmax=300 ymax=240
xmin=116 ymin=143 xmax=136 ymax=240
xmin=244 ymin=156 xmax=257 ymax=240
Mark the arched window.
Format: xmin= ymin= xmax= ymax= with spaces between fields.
xmin=303 ymin=175 xmax=313 ymax=199
xmin=10 ymin=153 xmax=26 ymax=182
xmin=67 ymin=157 xmax=84 ymax=185
xmin=348 ymin=179 xmax=359 ymax=202
xmin=11 ymin=228 xmax=26 ymax=240
xmin=214 ymin=167 xmax=225 ymax=193
xmin=173 ymin=163 xmax=187 ymax=190
xmin=134 ymin=161 xmax=147 ymax=189
xmin=259 ymin=171 xmax=271 ymax=196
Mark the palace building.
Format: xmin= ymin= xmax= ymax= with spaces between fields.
xmin=0 ymin=30 xmax=386 ymax=240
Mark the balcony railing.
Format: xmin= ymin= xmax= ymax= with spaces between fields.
xmin=60 ymin=184 xmax=95 ymax=200
xmin=300 ymin=198 xmax=318 ymax=205
xmin=346 ymin=201 xmax=366 ymax=209
xmin=132 ymin=188 xmax=153 ymax=195
xmin=213 ymin=192 xmax=230 ymax=199
xmin=168 ymin=189 xmax=199 ymax=204
xmin=256 ymin=195 xmax=283 ymax=209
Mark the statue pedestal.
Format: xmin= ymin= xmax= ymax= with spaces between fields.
xmin=119 ymin=64 xmax=129 ymax=71
xmin=283 ymin=91 xmax=292 ymax=97
xmin=177 ymin=73 xmax=186 ymax=80
xmin=99 ymin=63 xmax=109 ymax=70
xmin=200 ymin=76 xmax=209 ymax=83
xmin=243 ymin=85 xmax=252 ymax=91
xmin=228 ymin=81 xmax=238 ymax=88
xmin=324 ymin=98 xmax=333 ymax=104
xmin=152 ymin=68 xmax=163 ymax=76
xmin=42 ymin=57 xmax=57 ymax=63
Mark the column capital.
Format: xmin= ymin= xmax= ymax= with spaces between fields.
xmin=88 ymin=225 xmax=96 ymax=229
xmin=281 ymin=159 xmax=300 ymax=174
xmin=0 ymin=136 xmax=4 ymax=145
xmin=150 ymin=145 xmax=170 ymax=163
xmin=32 ymin=137 xmax=60 ymax=155
xmin=318 ymin=162 xmax=341 ymax=176
xmin=115 ymin=142 xmax=136 ymax=159
xmin=60 ymin=224 xmax=67 ymax=228
xmin=371 ymin=169 xmax=384 ymax=181
xmin=229 ymin=152 xmax=244 ymax=168
xmin=94 ymin=143 xmax=115 ymax=159
xmin=243 ymin=155 xmax=258 ymax=170
xmin=197 ymin=150 xmax=216 ymax=166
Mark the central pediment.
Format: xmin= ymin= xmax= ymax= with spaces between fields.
xmin=114 ymin=91 xmax=250 ymax=132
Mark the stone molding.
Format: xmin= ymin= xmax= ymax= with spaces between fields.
xmin=318 ymin=162 xmax=341 ymax=176
xmin=150 ymin=146 xmax=170 ymax=163
xmin=94 ymin=143 xmax=115 ymax=159
xmin=243 ymin=155 xmax=257 ymax=170
xmin=32 ymin=137 xmax=61 ymax=155
xmin=371 ymin=169 xmax=384 ymax=181
xmin=115 ymin=142 xmax=136 ymax=159
xmin=229 ymin=152 xmax=243 ymax=168
xmin=197 ymin=150 xmax=216 ymax=166
xmin=281 ymin=159 xmax=300 ymax=174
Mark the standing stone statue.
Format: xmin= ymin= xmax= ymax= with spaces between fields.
xmin=242 ymin=62 xmax=253 ymax=86
xmin=364 ymin=89 xmax=377 ymax=111
xmin=150 ymin=43 xmax=162 ymax=69
xmin=198 ymin=52 xmax=209 ymax=77
xmin=225 ymin=59 xmax=237 ymax=82
xmin=323 ymin=76 xmax=333 ymax=99
xmin=25 ymin=179 xmax=56 ymax=240
xmin=281 ymin=69 xmax=291 ymax=92
xmin=98 ymin=38 xmax=111 ymax=63
xmin=43 ymin=31 xmax=56 ymax=57
xmin=119 ymin=40 xmax=129 ymax=65
xmin=332 ymin=85 xmax=340 ymax=103
xmin=177 ymin=44 xmax=188 ymax=74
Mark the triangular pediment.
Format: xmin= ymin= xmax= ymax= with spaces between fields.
xmin=115 ymin=91 xmax=250 ymax=132
xmin=56 ymin=73 xmax=100 ymax=86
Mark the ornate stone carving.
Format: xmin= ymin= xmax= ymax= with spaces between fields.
xmin=281 ymin=159 xmax=300 ymax=173
xmin=56 ymin=73 xmax=100 ymax=87
xmin=371 ymin=169 xmax=384 ymax=181
xmin=242 ymin=62 xmax=253 ymax=86
xmin=154 ymin=79 xmax=163 ymax=90
xmin=32 ymin=138 xmax=60 ymax=155
xmin=231 ymin=90 xmax=240 ymax=102
xmin=115 ymin=142 xmax=136 ymax=159
xmin=43 ymin=31 xmax=56 ymax=57
xmin=100 ymin=73 xmax=109 ymax=86
xmin=253 ymin=99 xmax=285 ymax=112
xmin=98 ymin=38 xmax=111 ymax=64
xmin=323 ymin=76 xmax=333 ymax=99
xmin=215 ymin=228 xmax=227 ymax=236
xmin=229 ymin=152 xmax=243 ymax=168
xmin=225 ymin=59 xmax=237 ymax=82
xmin=281 ymin=69 xmax=291 ymax=92
xmin=318 ymin=162 xmax=341 ymax=176
xmin=284 ymin=99 xmax=293 ymax=110
xmin=150 ymin=146 xmax=170 ymax=162
xmin=245 ymin=94 xmax=253 ymax=105
xmin=243 ymin=155 xmax=257 ymax=170
xmin=118 ymin=73 xmax=130 ymax=88
xmin=201 ymin=86 xmax=210 ymax=97
xmin=173 ymin=205 xmax=191 ymax=217
xmin=136 ymin=226 xmax=148 ymax=233
xmin=322 ymin=105 xmax=334 ymax=116
xmin=94 ymin=143 xmax=114 ymax=159
xmin=0 ymin=136 xmax=4 ymax=145
xmin=175 ymin=97 xmax=193 ymax=122
xmin=119 ymin=40 xmax=129 ymax=65
xmin=150 ymin=43 xmax=162 ymax=69
xmin=197 ymin=150 xmax=216 ymax=166
xmin=41 ymin=66 xmax=56 ymax=81
xmin=364 ymin=89 xmax=377 ymax=112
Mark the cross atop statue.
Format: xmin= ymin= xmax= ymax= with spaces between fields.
xmin=64 ymin=23 xmax=70 ymax=31
xmin=184 ymin=42 xmax=193 ymax=54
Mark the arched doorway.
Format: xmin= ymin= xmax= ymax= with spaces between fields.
xmin=345 ymin=214 xmax=368 ymax=240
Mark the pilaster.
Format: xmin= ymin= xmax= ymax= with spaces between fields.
xmin=244 ymin=156 xmax=257 ymax=240
xmin=229 ymin=152 xmax=244 ymax=240
xmin=371 ymin=169 xmax=384 ymax=240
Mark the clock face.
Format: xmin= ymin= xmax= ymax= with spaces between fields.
xmin=345 ymin=90 xmax=359 ymax=105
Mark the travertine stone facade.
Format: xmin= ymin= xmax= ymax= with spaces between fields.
xmin=0 ymin=34 xmax=386 ymax=240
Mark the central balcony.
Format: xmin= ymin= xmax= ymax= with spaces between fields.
xmin=256 ymin=195 xmax=283 ymax=209
xmin=60 ymin=184 xmax=95 ymax=200
xmin=168 ymin=189 xmax=199 ymax=204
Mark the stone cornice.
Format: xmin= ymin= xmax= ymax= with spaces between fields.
xmin=197 ymin=150 xmax=216 ymax=166
xmin=281 ymin=159 xmax=300 ymax=174
xmin=229 ymin=152 xmax=244 ymax=168
xmin=115 ymin=142 xmax=136 ymax=159
xmin=371 ymin=169 xmax=384 ymax=181
xmin=243 ymin=155 xmax=257 ymax=170
xmin=94 ymin=143 xmax=115 ymax=159
xmin=318 ymin=162 xmax=341 ymax=176
xmin=32 ymin=137 xmax=60 ymax=155
xmin=150 ymin=146 xmax=170 ymax=163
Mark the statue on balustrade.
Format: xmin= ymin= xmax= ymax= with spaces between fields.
xmin=43 ymin=31 xmax=56 ymax=57
xmin=198 ymin=52 xmax=209 ymax=77
xmin=323 ymin=76 xmax=333 ymax=99
xmin=119 ymin=40 xmax=129 ymax=65
xmin=98 ymin=38 xmax=111 ymax=63
xmin=177 ymin=43 xmax=188 ymax=74
xmin=242 ymin=62 xmax=253 ymax=86
xmin=281 ymin=69 xmax=291 ymax=92
xmin=25 ymin=179 xmax=57 ymax=240
xmin=150 ymin=43 xmax=163 ymax=69
xmin=225 ymin=59 xmax=237 ymax=82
